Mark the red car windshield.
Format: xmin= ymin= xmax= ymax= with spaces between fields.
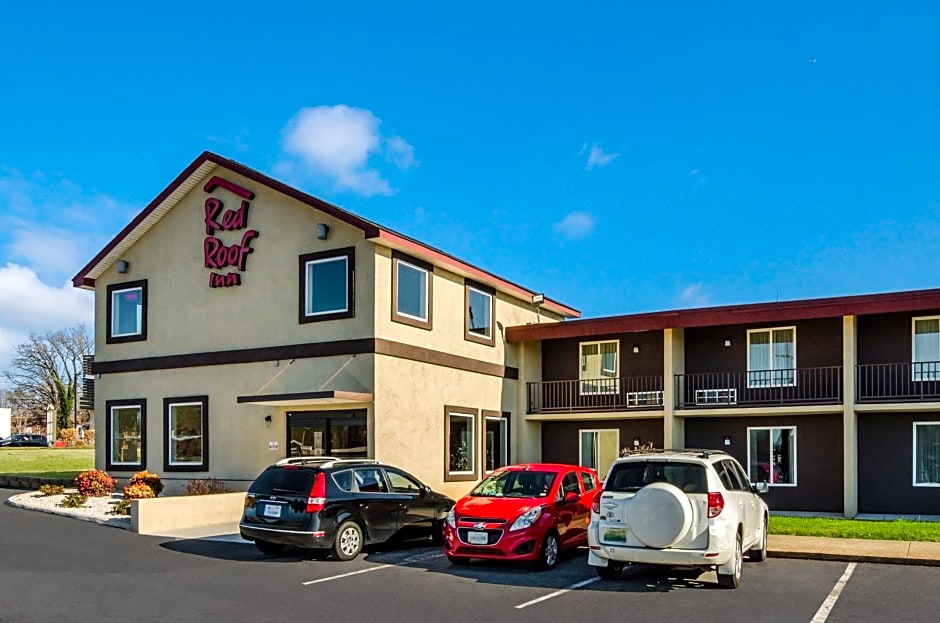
xmin=470 ymin=470 xmax=557 ymax=498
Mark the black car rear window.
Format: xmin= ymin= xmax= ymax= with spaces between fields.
xmin=248 ymin=467 xmax=317 ymax=495
xmin=605 ymin=461 xmax=707 ymax=494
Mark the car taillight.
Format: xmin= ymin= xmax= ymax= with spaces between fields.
xmin=591 ymin=488 xmax=603 ymax=514
xmin=306 ymin=472 xmax=327 ymax=513
xmin=707 ymin=492 xmax=724 ymax=518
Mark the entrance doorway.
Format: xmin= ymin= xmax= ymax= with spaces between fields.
xmin=287 ymin=410 xmax=368 ymax=459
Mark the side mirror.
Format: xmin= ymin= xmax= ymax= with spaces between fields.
xmin=420 ymin=485 xmax=431 ymax=498
xmin=563 ymin=491 xmax=580 ymax=503
xmin=752 ymin=482 xmax=769 ymax=494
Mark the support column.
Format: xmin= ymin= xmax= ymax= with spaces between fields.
xmin=516 ymin=340 xmax=543 ymax=463
xmin=663 ymin=328 xmax=685 ymax=450
xmin=843 ymin=315 xmax=858 ymax=518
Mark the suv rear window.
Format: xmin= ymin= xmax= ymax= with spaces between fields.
xmin=248 ymin=466 xmax=317 ymax=495
xmin=605 ymin=461 xmax=708 ymax=494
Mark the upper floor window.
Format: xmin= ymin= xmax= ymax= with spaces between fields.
xmin=392 ymin=252 xmax=432 ymax=330
xmin=107 ymin=280 xmax=147 ymax=344
xmin=299 ymin=247 xmax=355 ymax=323
xmin=164 ymin=396 xmax=209 ymax=472
xmin=465 ymin=281 xmax=495 ymax=345
xmin=747 ymin=327 xmax=795 ymax=387
xmin=914 ymin=422 xmax=940 ymax=486
xmin=580 ymin=340 xmax=619 ymax=394
xmin=747 ymin=426 xmax=796 ymax=485
xmin=913 ymin=317 xmax=940 ymax=381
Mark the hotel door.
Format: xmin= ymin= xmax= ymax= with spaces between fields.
xmin=287 ymin=410 xmax=368 ymax=459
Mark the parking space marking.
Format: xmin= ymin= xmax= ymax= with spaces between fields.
xmin=810 ymin=562 xmax=857 ymax=623
xmin=302 ymin=564 xmax=392 ymax=585
xmin=514 ymin=577 xmax=599 ymax=609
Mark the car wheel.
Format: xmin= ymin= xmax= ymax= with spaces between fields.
xmin=430 ymin=520 xmax=445 ymax=546
xmin=748 ymin=515 xmax=768 ymax=562
xmin=537 ymin=532 xmax=560 ymax=570
xmin=595 ymin=561 xmax=624 ymax=580
xmin=446 ymin=554 xmax=470 ymax=565
xmin=717 ymin=534 xmax=743 ymax=589
xmin=332 ymin=521 xmax=363 ymax=561
xmin=255 ymin=540 xmax=286 ymax=556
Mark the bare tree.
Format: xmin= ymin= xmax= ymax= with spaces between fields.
xmin=2 ymin=326 xmax=93 ymax=431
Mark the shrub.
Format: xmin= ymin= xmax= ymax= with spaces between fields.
xmin=58 ymin=493 xmax=87 ymax=508
xmin=184 ymin=477 xmax=231 ymax=496
xmin=74 ymin=470 xmax=116 ymax=497
xmin=58 ymin=428 xmax=79 ymax=447
xmin=84 ymin=430 xmax=95 ymax=445
xmin=109 ymin=500 xmax=131 ymax=516
xmin=130 ymin=470 xmax=164 ymax=497
xmin=123 ymin=483 xmax=156 ymax=500
xmin=38 ymin=484 xmax=65 ymax=496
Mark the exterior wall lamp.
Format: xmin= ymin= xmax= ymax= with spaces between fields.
xmin=723 ymin=435 xmax=732 ymax=446
xmin=117 ymin=259 xmax=130 ymax=274
xmin=317 ymin=223 xmax=330 ymax=240
xmin=723 ymin=337 xmax=732 ymax=347
xmin=633 ymin=344 xmax=640 ymax=354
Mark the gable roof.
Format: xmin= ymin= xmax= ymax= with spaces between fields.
xmin=71 ymin=151 xmax=579 ymax=319
xmin=505 ymin=287 xmax=940 ymax=343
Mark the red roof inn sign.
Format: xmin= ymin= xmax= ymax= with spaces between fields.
xmin=203 ymin=176 xmax=259 ymax=288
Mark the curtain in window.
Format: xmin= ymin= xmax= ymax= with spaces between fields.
xmin=748 ymin=332 xmax=771 ymax=387
xmin=914 ymin=320 xmax=940 ymax=381
xmin=915 ymin=424 xmax=940 ymax=484
xmin=772 ymin=328 xmax=795 ymax=385
xmin=580 ymin=343 xmax=618 ymax=394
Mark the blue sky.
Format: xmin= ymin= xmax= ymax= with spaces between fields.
xmin=1 ymin=2 xmax=940 ymax=376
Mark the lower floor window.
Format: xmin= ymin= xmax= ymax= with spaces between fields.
xmin=107 ymin=399 xmax=145 ymax=469
xmin=445 ymin=408 xmax=477 ymax=480
xmin=165 ymin=396 xmax=209 ymax=471
xmin=579 ymin=429 xmax=619 ymax=480
xmin=484 ymin=413 xmax=509 ymax=473
xmin=914 ymin=422 xmax=940 ymax=485
xmin=748 ymin=426 xmax=796 ymax=485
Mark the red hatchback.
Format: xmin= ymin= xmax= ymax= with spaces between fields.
xmin=443 ymin=463 xmax=601 ymax=569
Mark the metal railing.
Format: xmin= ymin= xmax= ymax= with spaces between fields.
xmin=526 ymin=376 xmax=664 ymax=414
xmin=856 ymin=362 xmax=940 ymax=403
xmin=675 ymin=366 xmax=843 ymax=409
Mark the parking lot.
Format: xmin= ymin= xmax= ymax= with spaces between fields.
xmin=1 ymin=488 xmax=938 ymax=623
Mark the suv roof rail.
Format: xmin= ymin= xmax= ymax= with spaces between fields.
xmin=676 ymin=448 xmax=729 ymax=459
xmin=320 ymin=458 xmax=384 ymax=468
xmin=276 ymin=456 xmax=339 ymax=466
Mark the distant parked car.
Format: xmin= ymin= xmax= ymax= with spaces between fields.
xmin=443 ymin=463 xmax=601 ymax=569
xmin=240 ymin=457 xmax=455 ymax=559
xmin=0 ymin=434 xmax=49 ymax=448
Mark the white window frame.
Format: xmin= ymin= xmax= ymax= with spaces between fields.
xmin=467 ymin=285 xmax=494 ymax=341
xmin=304 ymin=255 xmax=349 ymax=317
xmin=912 ymin=316 xmax=940 ymax=381
xmin=484 ymin=414 xmax=508 ymax=474
xmin=747 ymin=326 xmax=797 ymax=388
xmin=110 ymin=286 xmax=143 ymax=338
xmin=396 ymin=259 xmax=430 ymax=322
xmin=110 ymin=405 xmax=142 ymax=467
xmin=167 ymin=401 xmax=205 ymax=467
xmin=578 ymin=428 xmax=620 ymax=480
xmin=746 ymin=425 xmax=797 ymax=487
xmin=579 ymin=340 xmax=620 ymax=395
xmin=447 ymin=411 xmax=476 ymax=477
xmin=912 ymin=421 xmax=940 ymax=487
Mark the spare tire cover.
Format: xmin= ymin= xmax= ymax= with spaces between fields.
xmin=627 ymin=482 xmax=693 ymax=549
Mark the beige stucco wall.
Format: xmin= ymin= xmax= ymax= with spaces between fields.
xmin=94 ymin=167 xmax=376 ymax=363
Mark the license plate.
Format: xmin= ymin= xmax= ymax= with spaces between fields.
xmin=603 ymin=528 xmax=627 ymax=543
xmin=467 ymin=530 xmax=488 ymax=545
xmin=262 ymin=504 xmax=283 ymax=519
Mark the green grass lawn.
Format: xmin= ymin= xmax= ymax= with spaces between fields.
xmin=769 ymin=515 xmax=940 ymax=542
xmin=0 ymin=447 xmax=95 ymax=479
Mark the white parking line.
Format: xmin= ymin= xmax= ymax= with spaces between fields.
xmin=810 ymin=562 xmax=857 ymax=623
xmin=514 ymin=577 xmax=600 ymax=609
xmin=302 ymin=565 xmax=392 ymax=585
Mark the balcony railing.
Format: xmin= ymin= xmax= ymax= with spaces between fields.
xmin=856 ymin=362 xmax=940 ymax=403
xmin=675 ymin=366 xmax=843 ymax=409
xmin=526 ymin=376 xmax=664 ymax=414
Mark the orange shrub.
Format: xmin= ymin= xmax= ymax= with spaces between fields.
xmin=123 ymin=483 xmax=156 ymax=500
xmin=74 ymin=470 xmax=116 ymax=497
xmin=130 ymin=470 xmax=164 ymax=496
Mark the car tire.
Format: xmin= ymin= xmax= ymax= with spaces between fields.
xmin=749 ymin=515 xmax=768 ymax=562
xmin=595 ymin=561 xmax=624 ymax=580
xmin=537 ymin=531 xmax=560 ymax=570
xmin=255 ymin=540 xmax=286 ymax=556
xmin=446 ymin=554 xmax=470 ymax=565
xmin=717 ymin=533 xmax=743 ymax=589
xmin=332 ymin=521 xmax=364 ymax=561
xmin=430 ymin=520 xmax=445 ymax=546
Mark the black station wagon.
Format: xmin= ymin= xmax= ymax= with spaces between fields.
xmin=240 ymin=457 xmax=455 ymax=559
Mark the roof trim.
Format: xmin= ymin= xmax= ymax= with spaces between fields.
xmin=71 ymin=152 xmax=578 ymax=317
xmin=506 ymin=287 xmax=940 ymax=343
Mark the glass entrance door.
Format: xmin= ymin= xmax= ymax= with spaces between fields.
xmin=287 ymin=410 xmax=367 ymax=459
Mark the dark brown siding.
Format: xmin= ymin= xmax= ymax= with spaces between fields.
xmin=541 ymin=332 xmax=664 ymax=382
xmin=858 ymin=412 xmax=940 ymax=514
xmin=685 ymin=415 xmax=843 ymax=512
xmin=541 ymin=418 xmax=664 ymax=464
xmin=857 ymin=311 xmax=940 ymax=365
xmin=685 ymin=318 xmax=843 ymax=374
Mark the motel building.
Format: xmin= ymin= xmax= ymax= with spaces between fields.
xmin=74 ymin=152 xmax=940 ymax=515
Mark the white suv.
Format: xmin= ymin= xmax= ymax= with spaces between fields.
xmin=588 ymin=450 xmax=769 ymax=589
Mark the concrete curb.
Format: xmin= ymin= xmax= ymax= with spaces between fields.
xmin=769 ymin=549 xmax=940 ymax=567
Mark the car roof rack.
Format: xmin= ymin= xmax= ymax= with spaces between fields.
xmin=275 ymin=457 xmax=384 ymax=468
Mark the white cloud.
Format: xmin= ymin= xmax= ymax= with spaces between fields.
xmin=552 ymin=211 xmax=596 ymax=240
xmin=280 ymin=105 xmax=416 ymax=197
xmin=678 ymin=283 xmax=711 ymax=307
xmin=584 ymin=142 xmax=619 ymax=169
xmin=0 ymin=263 xmax=94 ymax=378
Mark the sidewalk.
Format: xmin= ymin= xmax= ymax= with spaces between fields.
xmin=6 ymin=490 xmax=940 ymax=565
